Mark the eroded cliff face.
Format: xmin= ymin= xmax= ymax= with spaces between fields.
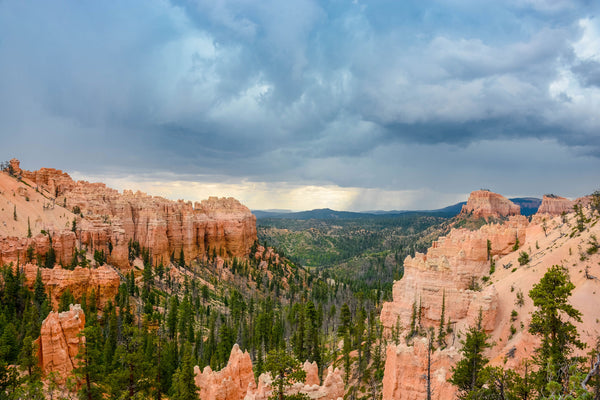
xmin=21 ymin=263 xmax=120 ymax=310
xmin=536 ymin=195 xmax=574 ymax=216
xmin=460 ymin=190 xmax=520 ymax=219
xmin=193 ymin=344 xmax=345 ymax=400
xmin=380 ymin=215 xmax=528 ymax=335
xmin=1 ymin=160 xmax=257 ymax=269
xmin=382 ymin=338 xmax=459 ymax=400
xmin=36 ymin=304 xmax=85 ymax=383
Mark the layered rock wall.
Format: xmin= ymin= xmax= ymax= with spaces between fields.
xmin=460 ymin=190 xmax=520 ymax=219
xmin=2 ymin=160 xmax=257 ymax=269
xmin=536 ymin=195 xmax=574 ymax=216
xmin=21 ymin=264 xmax=120 ymax=310
xmin=381 ymin=192 xmax=530 ymax=400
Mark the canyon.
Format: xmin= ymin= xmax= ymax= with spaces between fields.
xmin=3 ymin=160 xmax=599 ymax=399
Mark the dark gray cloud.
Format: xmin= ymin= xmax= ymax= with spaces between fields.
xmin=572 ymin=60 xmax=600 ymax=87
xmin=1 ymin=0 xmax=600 ymax=208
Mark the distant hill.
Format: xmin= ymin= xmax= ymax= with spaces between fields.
xmin=253 ymin=197 xmax=542 ymax=220
xmin=510 ymin=197 xmax=542 ymax=216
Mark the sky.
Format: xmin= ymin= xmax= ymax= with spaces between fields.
xmin=1 ymin=0 xmax=599 ymax=211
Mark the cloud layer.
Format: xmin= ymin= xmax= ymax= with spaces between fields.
xmin=1 ymin=0 xmax=599 ymax=210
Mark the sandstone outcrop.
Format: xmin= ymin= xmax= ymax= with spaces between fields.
xmin=245 ymin=364 xmax=344 ymax=400
xmin=460 ymin=190 xmax=520 ymax=219
xmin=194 ymin=344 xmax=344 ymax=400
xmin=382 ymin=338 xmax=459 ymax=400
xmin=194 ymin=344 xmax=256 ymax=400
xmin=1 ymin=160 xmax=257 ymax=269
xmin=0 ymin=232 xmax=77 ymax=268
xmin=21 ymin=264 xmax=120 ymax=310
xmin=380 ymin=216 xmax=527 ymax=335
xmin=536 ymin=195 xmax=574 ymax=216
xmin=9 ymin=158 xmax=22 ymax=177
xmin=380 ymin=212 xmax=531 ymax=400
xmin=36 ymin=304 xmax=85 ymax=382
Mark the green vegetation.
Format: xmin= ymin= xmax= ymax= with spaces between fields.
xmin=450 ymin=265 xmax=595 ymax=399
xmin=258 ymin=213 xmax=450 ymax=298
xmin=518 ymin=251 xmax=530 ymax=266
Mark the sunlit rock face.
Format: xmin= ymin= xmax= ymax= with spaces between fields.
xmin=21 ymin=263 xmax=120 ymax=310
xmin=460 ymin=190 xmax=520 ymax=219
xmin=535 ymin=194 xmax=574 ymax=216
xmin=193 ymin=344 xmax=345 ymax=400
xmin=36 ymin=304 xmax=85 ymax=383
xmin=0 ymin=160 xmax=257 ymax=269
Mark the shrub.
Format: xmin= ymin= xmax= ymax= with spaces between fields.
xmin=518 ymin=251 xmax=529 ymax=266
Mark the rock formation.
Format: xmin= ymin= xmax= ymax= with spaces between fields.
xmin=194 ymin=344 xmax=345 ymax=400
xmin=1 ymin=159 xmax=257 ymax=269
xmin=460 ymin=190 xmax=520 ymax=219
xmin=381 ymin=192 xmax=600 ymax=400
xmin=36 ymin=304 xmax=85 ymax=382
xmin=380 ymin=216 xmax=527 ymax=335
xmin=382 ymin=338 xmax=459 ymax=400
xmin=194 ymin=344 xmax=256 ymax=400
xmin=245 ymin=364 xmax=344 ymax=400
xmin=0 ymin=231 xmax=77 ymax=268
xmin=536 ymin=195 xmax=574 ymax=216
xmin=21 ymin=263 xmax=120 ymax=310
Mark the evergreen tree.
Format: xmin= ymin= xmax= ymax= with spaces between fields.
xmin=18 ymin=335 xmax=38 ymax=377
xmin=264 ymin=348 xmax=307 ymax=400
xmin=529 ymin=265 xmax=584 ymax=395
xmin=33 ymin=269 xmax=47 ymax=308
xmin=170 ymin=343 xmax=198 ymax=400
xmin=75 ymin=325 xmax=104 ymax=400
xmin=449 ymin=312 xmax=491 ymax=399
xmin=438 ymin=290 xmax=446 ymax=349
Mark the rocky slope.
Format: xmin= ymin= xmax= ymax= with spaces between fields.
xmin=0 ymin=159 xmax=257 ymax=269
xmin=381 ymin=190 xmax=600 ymax=399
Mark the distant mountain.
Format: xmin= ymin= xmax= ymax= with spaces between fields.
xmin=251 ymin=209 xmax=293 ymax=218
xmin=510 ymin=197 xmax=542 ymax=216
xmin=254 ymin=197 xmax=542 ymax=220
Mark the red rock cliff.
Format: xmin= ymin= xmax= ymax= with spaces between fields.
xmin=36 ymin=304 xmax=85 ymax=383
xmin=21 ymin=263 xmax=120 ymax=310
xmin=194 ymin=344 xmax=345 ymax=400
xmin=460 ymin=190 xmax=520 ymax=219
xmin=535 ymin=195 xmax=574 ymax=216
xmin=380 ymin=214 xmax=529 ymax=400
xmin=2 ymin=160 xmax=257 ymax=269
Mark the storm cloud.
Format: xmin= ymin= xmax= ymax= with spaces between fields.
xmin=1 ymin=0 xmax=599 ymax=210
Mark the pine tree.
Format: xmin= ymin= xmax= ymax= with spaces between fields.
xmin=528 ymin=265 xmax=584 ymax=395
xmin=75 ymin=325 xmax=104 ymax=400
xmin=33 ymin=268 xmax=46 ymax=307
xmin=264 ymin=348 xmax=307 ymax=400
xmin=27 ymin=217 xmax=31 ymax=238
xmin=449 ymin=312 xmax=491 ymax=399
xmin=437 ymin=290 xmax=446 ymax=349
xmin=170 ymin=343 xmax=199 ymax=400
